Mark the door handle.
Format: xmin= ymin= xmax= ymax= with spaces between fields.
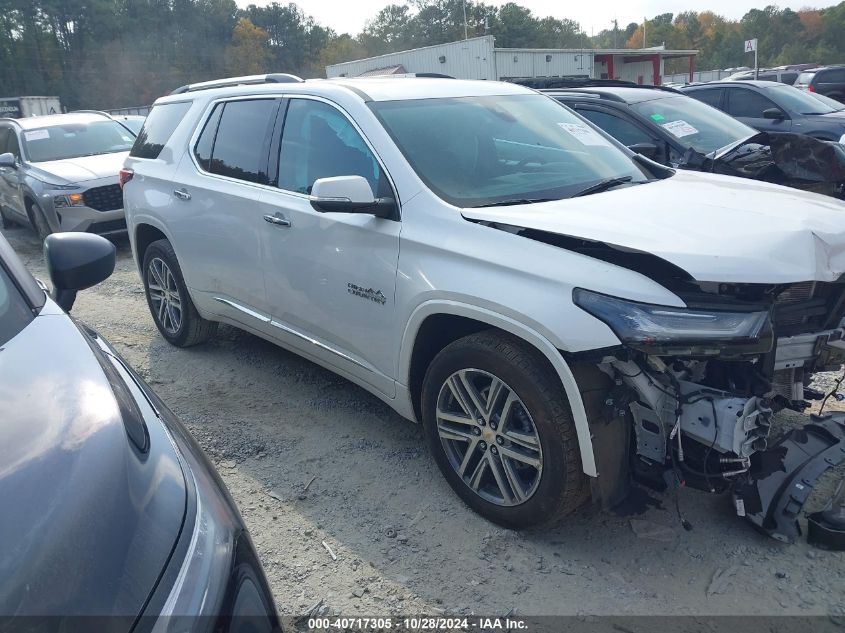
xmin=173 ymin=188 xmax=191 ymax=201
xmin=263 ymin=213 xmax=291 ymax=227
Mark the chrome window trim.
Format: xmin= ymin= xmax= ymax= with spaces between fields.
xmin=187 ymin=93 xmax=401 ymax=214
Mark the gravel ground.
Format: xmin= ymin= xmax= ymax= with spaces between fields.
xmin=5 ymin=224 xmax=845 ymax=624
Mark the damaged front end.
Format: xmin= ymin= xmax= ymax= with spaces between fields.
xmin=691 ymin=132 xmax=845 ymax=200
xmin=575 ymin=281 xmax=845 ymax=542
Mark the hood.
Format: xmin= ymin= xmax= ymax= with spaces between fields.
xmin=461 ymin=170 xmax=845 ymax=284
xmin=29 ymin=151 xmax=129 ymax=185
xmin=816 ymin=110 xmax=845 ymax=122
xmin=0 ymin=312 xmax=185 ymax=620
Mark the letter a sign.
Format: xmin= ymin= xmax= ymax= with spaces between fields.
xmin=744 ymin=38 xmax=757 ymax=52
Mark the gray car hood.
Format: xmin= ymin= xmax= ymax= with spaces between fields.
xmin=461 ymin=170 xmax=845 ymax=284
xmin=29 ymin=151 xmax=129 ymax=185
xmin=0 ymin=311 xmax=186 ymax=619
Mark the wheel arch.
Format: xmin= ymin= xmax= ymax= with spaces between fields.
xmin=401 ymin=300 xmax=598 ymax=477
xmin=134 ymin=221 xmax=171 ymax=274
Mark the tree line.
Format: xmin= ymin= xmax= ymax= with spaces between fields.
xmin=1 ymin=0 xmax=843 ymax=110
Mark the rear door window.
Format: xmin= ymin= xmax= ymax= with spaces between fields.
xmin=204 ymin=99 xmax=277 ymax=185
xmin=130 ymin=101 xmax=192 ymax=159
xmin=726 ymin=88 xmax=780 ymax=118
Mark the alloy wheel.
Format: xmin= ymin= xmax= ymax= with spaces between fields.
xmin=147 ymin=257 xmax=183 ymax=335
xmin=435 ymin=369 xmax=543 ymax=506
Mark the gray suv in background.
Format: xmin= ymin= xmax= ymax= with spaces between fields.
xmin=0 ymin=112 xmax=136 ymax=239
xmin=795 ymin=66 xmax=845 ymax=104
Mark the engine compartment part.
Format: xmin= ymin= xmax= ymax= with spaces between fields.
xmin=735 ymin=412 xmax=845 ymax=543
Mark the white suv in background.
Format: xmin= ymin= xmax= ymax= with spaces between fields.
xmin=122 ymin=75 xmax=845 ymax=538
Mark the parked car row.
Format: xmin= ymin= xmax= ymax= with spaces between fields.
xmin=4 ymin=73 xmax=845 ymax=624
xmin=545 ymin=82 xmax=845 ymax=199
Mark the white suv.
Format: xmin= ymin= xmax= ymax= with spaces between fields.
xmin=123 ymin=74 xmax=845 ymax=537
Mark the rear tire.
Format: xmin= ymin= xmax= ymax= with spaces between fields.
xmin=421 ymin=330 xmax=589 ymax=529
xmin=142 ymin=239 xmax=217 ymax=347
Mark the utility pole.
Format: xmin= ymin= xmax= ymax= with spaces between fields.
xmin=462 ymin=0 xmax=468 ymax=40
xmin=613 ymin=19 xmax=619 ymax=49
xmin=643 ymin=18 xmax=647 ymax=49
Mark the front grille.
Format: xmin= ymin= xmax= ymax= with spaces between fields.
xmin=83 ymin=184 xmax=123 ymax=212
xmin=773 ymin=281 xmax=845 ymax=336
xmin=87 ymin=218 xmax=126 ymax=234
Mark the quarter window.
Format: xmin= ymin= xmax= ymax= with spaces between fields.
xmin=277 ymin=99 xmax=383 ymax=196
xmin=206 ymin=99 xmax=276 ymax=184
xmin=131 ymin=101 xmax=191 ymax=159
xmin=689 ymin=88 xmax=723 ymax=109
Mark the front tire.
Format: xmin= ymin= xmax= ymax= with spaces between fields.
xmin=421 ymin=330 xmax=589 ymax=529
xmin=142 ymin=239 xmax=217 ymax=347
xmin=27 ymin=202 xmax=52 ymax=241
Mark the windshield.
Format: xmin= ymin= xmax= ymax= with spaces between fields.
xmin=768 ymin=84 xmax=838 ymax=114
xmin=809 ymin=92 xmax=845 ymax=111
xmin=0 ymin=263 xmax=33 ymax=347
xmin=22 ymin=120 xmax=135 ymax=162
xmin=370 ymin=94 xmax=649 ymax=208
xmin=631 ymin=95 xmax=757 ymax=153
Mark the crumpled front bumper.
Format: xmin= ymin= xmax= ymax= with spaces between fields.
xmin=736 ymin=412 xmax=845 ymax=543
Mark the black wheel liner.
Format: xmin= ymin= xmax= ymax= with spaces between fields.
xmin=737 ymin=413 xmax=845 ymax=543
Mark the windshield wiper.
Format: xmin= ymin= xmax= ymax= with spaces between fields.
xmin=471 ymin=197 xmax=560 ymax=208
xmin=570 ymin=176 xmax=634 ymax=198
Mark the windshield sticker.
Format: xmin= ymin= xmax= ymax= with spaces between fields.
xmin=650 ymin=113 xmax=666 ymax=121
xmin=661 ymin=120 xmax=699 ymax=138
xmin=24 ymin=129 xmax=49 ymax=141
xmin=557 ymin=122 xmax=607 ymax=146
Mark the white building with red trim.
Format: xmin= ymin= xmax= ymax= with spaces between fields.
xmin=325 ymin=36 xmax=698 ymax=85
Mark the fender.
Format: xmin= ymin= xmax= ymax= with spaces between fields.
xmin=400 ymin=300 xmax=598 ymax=477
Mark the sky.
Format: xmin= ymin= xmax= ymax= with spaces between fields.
xmin=237 ymin=0 xmax=828 ymax=37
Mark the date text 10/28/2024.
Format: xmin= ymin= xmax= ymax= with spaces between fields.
xmin=307 ymin=617 xmax=530 ymax=631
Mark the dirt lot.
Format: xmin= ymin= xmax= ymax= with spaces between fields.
xmin=5 ymin=224 xmax=845 ymax=623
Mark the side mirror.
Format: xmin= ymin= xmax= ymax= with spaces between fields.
xmin=44 ymin=233 xmax=116 ymax=311
xmin=310 ymin=175 xmax=396 ymax=219
xmin=627 ymin=142 xmax=659 ymax=159
xmin=762 ymin=108 xmax=785 ymax=120
xmin=0 ymin=152 xmax=16 ymax=168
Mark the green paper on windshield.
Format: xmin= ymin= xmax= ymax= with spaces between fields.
xmin=650 ymin=113 xmax=665 ymax=121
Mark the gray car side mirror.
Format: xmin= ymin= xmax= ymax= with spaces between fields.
xmin=44 ymin=233 xmax=116 ymax=311
xmin=0 ymin=152 xmax=17 ymax=168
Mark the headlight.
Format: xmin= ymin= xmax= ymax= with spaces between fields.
xmin=573 ymin=288 xmax=772 ymax=356
xmin=53 ymin=192 xmax=85 ymax=208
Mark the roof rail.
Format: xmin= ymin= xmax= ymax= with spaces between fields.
xmin=69 ymin=109 xmax=115 ymax=118
xmin=510 ymin=77 xmax=641 ymax=90
xmin=170 ymin=73 xmax=304 ymax=95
